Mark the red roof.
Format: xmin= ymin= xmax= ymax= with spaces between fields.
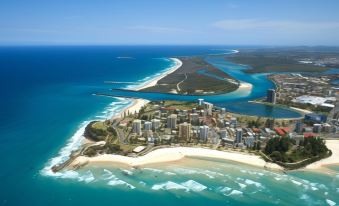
xmin=252 ymin=128 xmax=261 ymax=133
xmin=304 ymin=133 xmax=316 ymax=138
xmin=282 ymin=127 xmax=290 ymax=133
xmin=274 ymin=128 xmax=285 ymax=136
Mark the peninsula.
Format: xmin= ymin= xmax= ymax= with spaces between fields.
xmin=51 ymin=50 xmax=338 ymax=174
xmin=129 ymin=57 xmax=239 ymax=95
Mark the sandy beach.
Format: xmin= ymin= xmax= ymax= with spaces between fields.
xmin=289 ymin=107 xmax=313 ymax=114
xmin=134 ymin=58 xmax=183 ymax=91
xmin=70 ymin=140 xmax=339 ymax=172
xmin=238 ymin=81 xmax=253 ymax=90
xmin=111 ymin=98 xmax=150 ymax=120
xmin=108 ymin=57 xmax=182 ymax=120
xmin=70 ymin=147 xmax=283 ymax=170
xmin=305 ymin=140 xmax=339 ymax=170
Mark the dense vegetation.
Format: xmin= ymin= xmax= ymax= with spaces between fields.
xmin=264 ymin=136 xmax=330 ymax=163
xmin=84 ymin=121 xmax=115 ymax=141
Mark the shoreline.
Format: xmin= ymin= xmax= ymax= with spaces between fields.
xmin=69 ymin=147 xmax=283 ymax=170
xmin=46 ymin=55 xmax=338 ymax=175
xmin=69 ymin=140 xmax=339 ymax=172
xmin=304 ymin=140 xmax=339 ymax=170
xmin=133 ymin=58 xmax=183 ymax=91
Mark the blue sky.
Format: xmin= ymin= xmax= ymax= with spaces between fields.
xmin=1 ymin=0 xmax=339 ymax=45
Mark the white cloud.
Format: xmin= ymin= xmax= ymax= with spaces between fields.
xmin=213 ymin=19 xmax=339 ymax=32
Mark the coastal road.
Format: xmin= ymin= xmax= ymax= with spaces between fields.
xmin=176 ymin=73 xmax=187 ymax=92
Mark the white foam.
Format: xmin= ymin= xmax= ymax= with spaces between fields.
xmin=228 ymin=190 xmax=243 ymax=196
xmin=181 ymin=180 xmax=207 ymax=192
xmin=139 ymin=181 xmax=146 ymax=186
xmin=40 ymin=96 xmax=133 ymax=178
xmin=102 ymin=169 xmax=115 ymax=180
xmin=274 ymin=177 xmax=283 ymax=181
xmin=173 ymin=168 xmax=217 ymax=179
xmin=152 ymin=181 xmax=188 ymax=191
xmin=40 ymin=121 xmax=90 ymax=177
xmin=143 ymin=168 xmax=164 ymax=173
xmin=291 ymin=180 xmax=303 ymax=186
xmin=300 ymin=194 xmax=310 ymax=200
xmin=245 ymin=179 xmax=263 ymax=188
xmin=311 ymin=186 xmax=319 ymax=191
xmin=121 ymin=169 xmax=133 ymax=175
xmin=219 ymin=186 xmax=232 ymax=194
xmin=238 ymin=183 xmax=247 ymax=189
xmin=59 ymin=170 xmax=79 ymax=179
xmin=78 ymin=171 xmax=95 ymax=183
xmin=319 ymin=184 xmax=329 ymax=190
xmin=326 ymin=199 xmax=336 ymax=206
xmin=108 ymin=178 xmax=135 ymax=189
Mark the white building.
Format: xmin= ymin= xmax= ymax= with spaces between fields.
xmin=151 ymin=119 xmax=160 ymax=130
xmin=167 ymin=114 xmax=177 ymax=129
xmin=199 ymin=125 xmax=209 ymax=141
xmin=132 ymin=119 xmax=142 ymax=135
xmin=144 ymin=121 xmax=152 ymax=131
xmin=198 ymin=98 xmax=204 ymax=106
xmin=203 ymin=102 xmax=213 ymax=116
xmin=179 ymin=122 xmax=191 ymax=140
xmin=292 ymin=95 xmax=335 ymax=108
xmin=219 ymin=129 xmax=228 ymax=139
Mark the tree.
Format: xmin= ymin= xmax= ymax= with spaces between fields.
xmin=270 ymin=151 xmax=282 ymax=162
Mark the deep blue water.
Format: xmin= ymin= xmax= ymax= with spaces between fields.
xmin=0 ymin=46 xmax=337 ymax=206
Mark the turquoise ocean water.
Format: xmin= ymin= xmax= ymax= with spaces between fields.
xmin=0 ymin=46 xmax=338 ymax=206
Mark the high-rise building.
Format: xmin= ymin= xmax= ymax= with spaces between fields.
xmin=178 ymin=114 xmax=186 ymax=123
xmin=235 ymin=128 xmax=243 ymax=144
xmin=221 ymin=108 xmax=226 ymax=115
xmin=144 ymin=121 xmax=152 ymax=131
xmin=167 ymin=114 xmax=177 ymax=129
xmin=179 ymin=122 xmax=191 ymax=140
xmin=203 ymin=102 xmax=213 ymax=116
xmin=295 ymin=121 xmax=303 ymax=134
xmin=151 ymin=119 xmax=160 ymax=130
xmin=267 ymin=89 xmax=277 ymax=104
xmin=132 ymin=119 xmax=142 ymax=135
xmin=245 ymin=136 xmax=255 ymax=148
xmin=220 ymin=129 xmax=227 ymax=139
xmin=198 ymin=98 xmax=204 ymax=106
xmin=313 ymin=124 xmax=322 ymax=133
xmin=199 ymin=125 xmax=209 ymax=141
xmin=230 ymin=117 xmax=237 ymax=127
xmin=190 ymin=113 xmax=199 ymax=125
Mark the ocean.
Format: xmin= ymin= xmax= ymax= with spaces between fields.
xmin=0 ymin=46 xmax=338 ymax=206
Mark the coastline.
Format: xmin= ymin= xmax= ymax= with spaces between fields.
xmin=43 ymin=58 xmax=181 ymax=175
xmin=304 ymin=140 xmax=339 ymax=170
xmin=133 ymin=58 xmax=183 ymax=91
xmin=69 ymin=140 xmax=339 ymax=172
xmin=69 ymin=147 xmax=283 ymax=170
xmin=46 ymin=55 xmax=338 ymax=175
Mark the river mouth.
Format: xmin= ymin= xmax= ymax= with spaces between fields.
xmin=101 ymin=54 xmax=302 ymax=119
